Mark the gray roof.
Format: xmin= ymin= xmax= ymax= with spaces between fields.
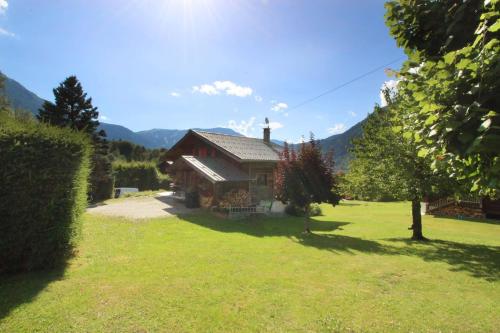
xmin=193 ymin=130 xmax=281 ymax=161
xmin=181 ymin=155 xmax=252 ymax=183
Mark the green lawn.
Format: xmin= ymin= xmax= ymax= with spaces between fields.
xmin=1 ymin=201 xmax=499 ymax=332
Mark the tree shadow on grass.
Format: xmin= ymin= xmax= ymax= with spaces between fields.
xmin=179 ymin=213 xmax=389 ymax=255
xmin=0 ymin=267 xmax=65 ymax=320
xmin=385 ymin=238 xmax=500 ymax=282
xmin=180 ymin=213 xmax=500 ymax=281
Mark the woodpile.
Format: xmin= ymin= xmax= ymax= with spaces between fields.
xmin=432 ymin=203 xmax=485 ymax=219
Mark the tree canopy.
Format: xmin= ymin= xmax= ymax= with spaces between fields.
xmin=38 ymin=75 xmax=113 ymax=202
xmin=385 ymin=0 xmax=500 ymax=196
xmin=275 ymin=136 xmax=341 ymax=233
xmin=38 ymin=76 xmax=100 ymax=135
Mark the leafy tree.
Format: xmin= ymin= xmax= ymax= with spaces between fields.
xmin=346 ymin=87 xmax=456 ymax=240
xmin=275 ymin=136 xmax=341 ymax=233
xmin=385 ymin=0 xmax=500 ymax=196
xmin=38 ymin=76 xmax=113 ymax=201
xmin=342 ymin=105 xmax=409 ymax=202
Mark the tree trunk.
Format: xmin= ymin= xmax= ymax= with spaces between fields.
xmin=304 ymin=216 xmax=311 ymax=233
xmin=410 ymin=199 xmax=426 ymax=240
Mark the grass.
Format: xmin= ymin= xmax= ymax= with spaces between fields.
xmin=1 ymin=201 xmax=499 ymax=332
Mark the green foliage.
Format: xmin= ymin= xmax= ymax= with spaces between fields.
xmin=0 ymin=116 xmax=91 ymax=273
xmin=113 ymin=161 xmax=162 ymax=191
xmin=158 ymin=173 xmax=171 ymax=190
xmin=37 ymin=76 xmax=100 ymax=135
xmin=344 ymin=97 xmax=456 ymax=239
xmin=342 ymin=106 xmax=409 ymax=202
xmin=37 ymin=75 xmax=114 ymax=202
xmin=0 ymin=75 xmax=10 ymax=114
xmin=385 ymin=0 xmax=483 ymax=58
xmin=275 ymin=137 xmax=341 ymax=228
xmin=385 ymin=0 xmax=500 ymax=196
xmin=89 ymin=135 xmax=114 ymax=202
xmin=109 ymin=140 xmax=167 ymax=162
xmin=309 ymin=203 xmax=323 ymax=216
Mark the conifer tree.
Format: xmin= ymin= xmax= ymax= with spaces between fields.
xmin=38 ymin=76 xmax=113 ymax=201
xmin=38 ymin=76 xmax=99 ymax=135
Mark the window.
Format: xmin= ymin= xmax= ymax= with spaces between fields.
xmin=256 ymin=174 xmax=268 ymax=186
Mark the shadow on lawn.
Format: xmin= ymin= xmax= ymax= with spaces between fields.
xmin=0 ymin=267 xmax=65 ymax=319
xmin=385 ymin=238 xmax=500 ymax=282
xmin=180 ymin=213 xmax=500 ymax=281
xmin=179 ymin=213 xmax=388 ymax=254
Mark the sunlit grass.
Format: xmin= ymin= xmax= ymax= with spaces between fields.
xmin=1 ymin=201 xmax=499 ymax=332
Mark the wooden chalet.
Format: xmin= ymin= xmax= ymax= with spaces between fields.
xmin=165 ymin=127 xmax=282 ymax=208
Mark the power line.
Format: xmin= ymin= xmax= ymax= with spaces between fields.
xmin=288 ymin=57 xmax=405 ymax=111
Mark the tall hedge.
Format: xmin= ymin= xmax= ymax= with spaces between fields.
xmin=0 ymin=117 xmax=91 ymax=273
xmin=113 ymin=161 xmax=162 ymax=191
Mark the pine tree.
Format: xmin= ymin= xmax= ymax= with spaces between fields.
xmin=38 ymin=76 xmax=113 ymax=201
xmin=38 ymin=76 xmax=99 ymax=135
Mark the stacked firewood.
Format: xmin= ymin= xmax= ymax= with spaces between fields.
xmin=433 ymin=204 xmax=485 ymax=219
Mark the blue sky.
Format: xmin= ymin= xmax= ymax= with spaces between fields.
xmin=0 ymin=0 xmax=404 ymax=141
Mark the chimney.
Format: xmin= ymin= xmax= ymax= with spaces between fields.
xmin=263 ymin=126 xmax=271 ymax=144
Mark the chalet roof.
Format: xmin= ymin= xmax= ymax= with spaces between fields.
xmin=193 ymin=130 xmax=281 ymax=162
xmin=181 ymin=155 xmax=252 ymax=183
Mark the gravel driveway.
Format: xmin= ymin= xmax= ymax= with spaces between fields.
xmin=87 ymin=192 xmax=196 ymax=219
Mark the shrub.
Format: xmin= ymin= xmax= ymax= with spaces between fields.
xmin=158 ymin=173 xmax=171 ymax=190
xmin=113 ymin=161 xmax=160 ymax=191
xmin=89 ymin=152 xmax=114 ymax=202
xmin=309 ymin=203 xmax=323 ymax=216
xmin=285 ymin=203 xmax=322 ymax=216
xmin=0 ymin=116 xmax=91 ymax=273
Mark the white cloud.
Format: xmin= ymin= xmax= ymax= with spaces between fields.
xmin=192 ymin=80 xmax=252 ymax=97
xmin=260 ymin=121 xmax=284 ymax=130
xmin=170 ymin=91 xmax=181 ymax=97
xmin=225 ymin=117 xmax=256 ymax=136
xmin=271 ymin=101 xmax=288 ymax=113
xmin=192 ymin=84 xmax=219 ymax=96
xmin=379 ymin=79 xmax=399 ymax=107
xmin=349 ymin=111 xmax=357 ymax=117
xmin=99 ymin=115 xmax=109 ymax=121
xmin=0 ymin=27 xmax=14 ymax=37
xmin=0 ymin=0 xmax=8 ymax=14
xmin=254 ymin=95 xmax=263 ymax=102
xmin=327 ymin=123 xmax=347 ymax=135
xmin=214 ymin=81 xmax=252 ymax=97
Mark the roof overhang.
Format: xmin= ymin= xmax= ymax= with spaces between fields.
xmin=176 ymin=155 xmax=252 ymax=183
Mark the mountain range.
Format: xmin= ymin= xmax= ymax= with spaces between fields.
xmin=1 ymin=71 xmax=364 ymax=169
